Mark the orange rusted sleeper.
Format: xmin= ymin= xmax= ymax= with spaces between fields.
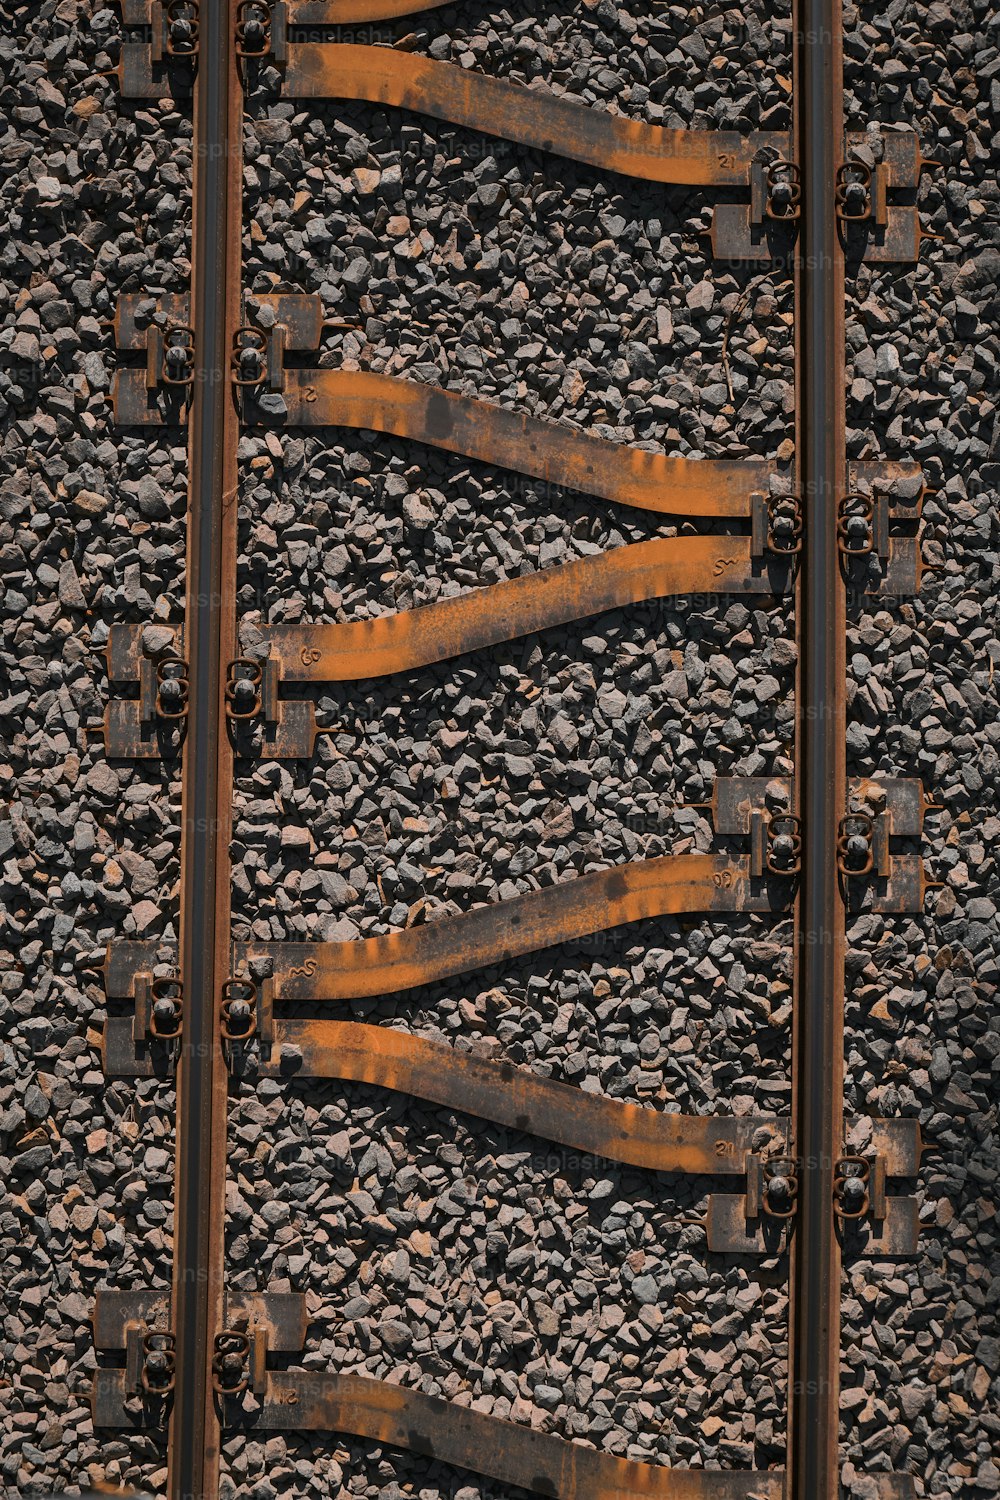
xmin=259 ymin=536 xmax=791 ymax=682
xmin=253 ymin=1373 xmax=787 ymax=1498
xmin=236 ymin=853 xmax=788 ymax=1002
xmin=265 ymin=1019 xmax=790 ymax=1174
xmin=270 ymin=369 xmax=775 ymax=518
xmin=282 ymin=45 xmax=790 ymax=186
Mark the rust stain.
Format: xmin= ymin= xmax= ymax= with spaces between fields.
xmin=261 ymin=537 xmax=788 ymax=682
xmin=273 ymin=1019 xmax=787 ymax=1174
xmin=284 ymin=46 xmax=789 ymax=186
xmin=280 ymin=370 xmax=773 ymax=518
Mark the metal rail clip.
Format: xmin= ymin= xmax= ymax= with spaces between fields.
xmin=152 ymin=324 xmax=196 ymax=388
xmin=714 ymin=130 xmax=931 ymax=263
xmin=116 ymin=0 xmax=199 ymax=96
xmin=709 ymin=1120 xmax=922 ymax=1255
xmin=93 ymin=1291 xmax=307 ymax=1428
xmin=103 ymin=625 xmax=190 ymax=759
xmin=698 ymin=776 xmax=934 ymax=913
xmin=139 ymin=1331 xmax=177 ymax=1398
xmin=751 ymin=491 xmax=803 ymax=557
xmin=111 ymin=292 xmax=322 ymax=425
xmin=212 ymin=1331 xmax=251 ymax=1396
xmin=837 ymin=487 xmax=926 ymax=598
xmin=223 ymin=657 xmax=319 ymax=757
xmin=833 ymin=1143 xmax=920 ymax=1256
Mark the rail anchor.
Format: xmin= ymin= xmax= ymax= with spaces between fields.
xmin=713 ymin=131 xmax=930 ymax=263
xmin=708 ymin=1120 xmax=922 ymax=1255
xmin=92 ymin=1290 xmax=307 ymax=1428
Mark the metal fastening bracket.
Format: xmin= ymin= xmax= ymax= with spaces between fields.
xmin=220 ymin=977 xmax=258 ymax=1043
xmin=750 ymin=810 xmax=803 ymax=878
xmin=152 ymin=323 xmax=196 ymax=388
xmin=708 ymin=1119 xmax=922 ymax=1255
xmin=837 ymin=812 xmax=883 ymax=879
xmin=713 ymin=130 xmax=929 ymax=263
xmin=102 ymin=941 xmax=175 ymax=1077
xmin=103 ymin=622 xmax=317 ymax=761
xmin=712 ymin=155 xmax=804 ymax=262
xmin=104 ymin=624 xmax=191 ymax=759
xmin=762 ymin=159 xmax=801 ymax=222
xmin=220 ymin=976 xmax=275 ymax=1074
xmin=750 ymin=491 xmax=803 ymax=559
xmin=835 ymin=135 xmax=938 ymax=262
xmin=159 ymin=0 xmax=199 ymax=57
xmin=93 ymin=1290 xmax=307 ymax=1427
xmin=224 ymin=657 xmax=319 ymax=758
xmin=104 ymin=955 xmax=185 ymax=1078
xmin=709 ymin=780 xmax=801 ymax=880
xmin=102 ymin=942 xmax=276 ymax=1077
xmin=706 ymin=776 xmax=935 ymax=913
xmin=137 ymin=972 xmax=184 ymax=1043
xmin=116 ymin=0 xmax=199 ymax=98
xmin=834 ymin=1118 xmax=922 ymax=1256
xmin=837 ymin=771 xmax=941 ymax=911
xmin=751 ymin=464 xmax=924 ymax=597
xmin=706 ymin=1151 xmax=799 ymax=1253
xmin=137 ymin=1330 xmax=177 ymax=1401
xmin=834 ymin=1154 xmax=877 ymax=1219
xmin=112 ymin=293 xmax=322 ymax=425
xmin=212 ymin=1330 xmax=252 ymax=1396
xmin=836 ymin=159 xmax=884 ymax=225
xmin=755 ymin=1153 xmax=800 ymax=1219
xmin=838 ymin=485 xmax=925 ymax=598
xmin=838 ymin=490 xmax=889 ymax=560
xmin=231 ymin=324 xmax=285 ymax=391
xmin=91 ymin=1289 xmax=173 ymax=1430
xmin=235 ymin=0 xmax=287 ymax=62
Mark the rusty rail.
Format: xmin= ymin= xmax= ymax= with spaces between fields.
xmin=790 ymin=1 xmax=846 ymax=1497
xmin=167 ymin=0 xmax=242 ymax=1494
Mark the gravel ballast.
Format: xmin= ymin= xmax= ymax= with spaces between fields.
xmin=4 ymin=0 xmax=997 ymax=1494
xmin=840 ymin=2 xmax=1000 ymax=1496
xmin=0 ymin=0 xmax=187 ymax=1491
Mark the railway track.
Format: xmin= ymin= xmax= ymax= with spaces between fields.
xmin=58 ymin=0 xmax=951 ymax=1494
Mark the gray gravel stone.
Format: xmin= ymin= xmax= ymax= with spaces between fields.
xmin=842 ymin=3 xmax=1000 ymax=1492
xmin=0 ymin=3 xmax=186 ymax=1491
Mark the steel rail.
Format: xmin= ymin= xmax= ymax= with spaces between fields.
xmin=168 ymin=0 xmax=242 ymax=1493
xmin=258 ymin=537 xmax=790 ymax=680
xmin=274 ymin=369 xmax=774 ymax=516
xmin=790 ymin=1 xmax=845 ymax=1497
xmin=283 ymin=46 xmax=788 ymax=184
xmin=237 ymin=853 xmax=785 ymax=1001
